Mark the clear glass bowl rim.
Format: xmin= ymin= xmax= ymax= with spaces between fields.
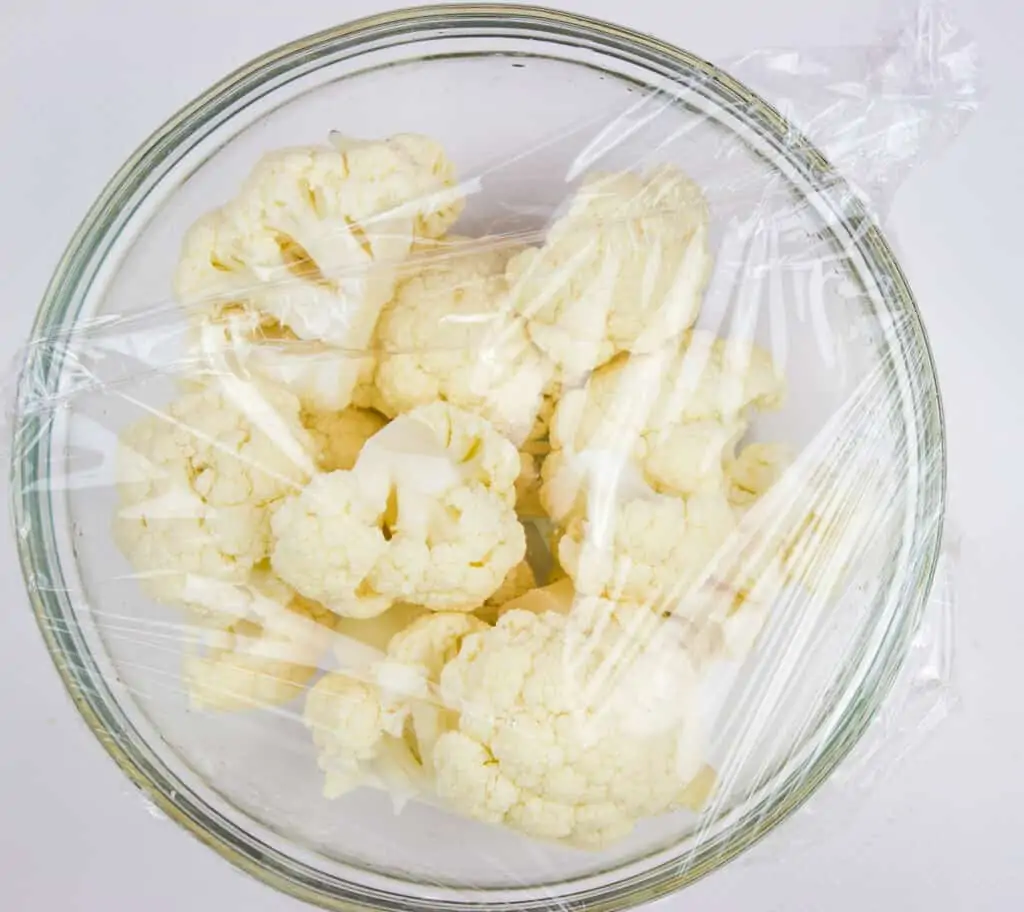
xmin=10 ymin=4 xmax=947 ymax=911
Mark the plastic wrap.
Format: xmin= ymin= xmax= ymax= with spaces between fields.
xmin=7 ymin=3 xmax=973 ymax=908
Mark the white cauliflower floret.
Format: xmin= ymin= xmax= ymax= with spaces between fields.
xmin=433 ymin=599 xmax=712 ymax=847
xmin=305 ymin=611 xmax=484 ymax=796
xmin=175 ymin=134 xmax=464 ymax=405
xmin=506 ymin=166 xmax=712 ymax=380
xmin=375 ymin=240 xmax=551 ymax=444
xmin=559 ymin=485 xmax=738 ymax=611
xmin=272 ymin=403 xmax=525 ymax=615
xmin=381 ymin=400 xmax=521 ymax=505
xmin=270 ymin=470 xmax=392 ymax=618
xmin=183 ymin=571 xmax=336 ymax=712
xmin=542 ymin=331 xmax=784 ymax=523
xmin=302 ymin=406 xmax=388 ymax=472
xmin=370 ymin=484 xmax=526 ymax=612
xmin=305 ymin=673 xmax=423 ymax=799
xmin=114 ymin=380 xmax=314 ymax=606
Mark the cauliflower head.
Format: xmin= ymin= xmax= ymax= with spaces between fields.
xmin=272 ymin=403 xmax=526 ymax=615
xmin=369 ymin=483 xmax=526 ymax=612
xmin=114 ymin=380 xmax=315 ymax=605
xmin=506 ymin=166 xmax=712 ymax=380
xmin=375 ymin=240 xmax=551 ymax=444
xmin=270 ymin=469 xmax=392 ymax=618
xmin=360 ymin=406 xmax=525 ymax=613
xmin=433 ymin=599 xmax=710 ymax=847
xmin=174 ymin=134 xmax=464 ymax=378
xmin=373 ymin=400 xmax=520 ymax=505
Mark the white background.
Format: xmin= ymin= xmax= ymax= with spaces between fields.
xmin=1 ymin=1 xmax=1021 ymax=910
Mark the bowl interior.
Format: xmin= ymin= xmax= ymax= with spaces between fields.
xmin=18 ymin=18 xmax=935 ymax=908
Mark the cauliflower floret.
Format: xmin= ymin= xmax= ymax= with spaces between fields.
xmin=306 ymin=611 xmax=485 ymax=796
xmin=542 ymin=331 xmax=785 ymax=524
xmin=183 ymin=571 xmax=336 ymax=712
xmin=383 ymin=401 xmax=520 ymax=505
xmin=506 ymin=166 xmax=712 ymax=381
xmin=304 ymin=673 xmax=425 ymax=799
xmin=272 ymin=403 xmax=526 ymax=615
xmin=369 ymin=484 xmax=526 ymax=612
xmin=375 ymin=240 xmax=551 ymax=444
xmin=559 ymin=485 xmax=738 ymax=612
xmin=270 ymin=469 xmax=392 ymax=618
xmin=114 ymin=380 xmax=314 ymax=605
xmin=433 ymin=599 xmax=711 ymax=847
xmin=302 ymin=406 xmax=388 ymax=472
xmin=174 ymin=134 xmax=464 ymax=407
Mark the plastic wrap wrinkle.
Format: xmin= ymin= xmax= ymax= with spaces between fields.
xmin=6 ymin=0 xmax=968 ymax=900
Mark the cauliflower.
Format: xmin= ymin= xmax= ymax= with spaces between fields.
xmin=302 ymin=406 xmax=388 ymax=472
xmin=114 ymin=379 xmax=315 ymax=605
xmin=375 ymin=240 xmax=552 ymax=444
xmin=381 ymin=612 xmax=489 ymax=765
xmin=559 ymin=482 xmax=738 ymax=612
xmin=175 ymin=134 xmax=464 ymax=405
xmin=108 ymin=134 xmax=811 ymax=851
xmin=271 ymin=403 xmax=526 ymax=615
xmin=304 ymin=673 xmax=425 ymax=799
xmin=369 ymin=483 xmax=526 ymax=611
xmin=378 ymin=400 xmax=520 ymax=505
xmin=182 ymin=571 xmax=336 ymax=712
xmin=269 ymin=469 xmax=393 ymax=618
xmin=357 ymin=405 xmax=526 ymax=612
xmin=433 ymin=598 xmax=710 ymax=847
xmin=542 ymin=331 xmax=785 ymax=524
xmin=506 ymin=166 xmax=712 ymax=381
xmin=305 ymin=611 xmax=485 ymax=796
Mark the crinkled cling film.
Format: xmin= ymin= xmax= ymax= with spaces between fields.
xmin=8 ymin=3 xmax=973 ymax=910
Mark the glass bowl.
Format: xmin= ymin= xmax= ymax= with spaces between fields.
xmin=11 ymin=4 xmax=946 ymax=910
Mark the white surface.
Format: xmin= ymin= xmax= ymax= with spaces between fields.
xmin=0 ymin=0 xmax=1020 ymax=910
